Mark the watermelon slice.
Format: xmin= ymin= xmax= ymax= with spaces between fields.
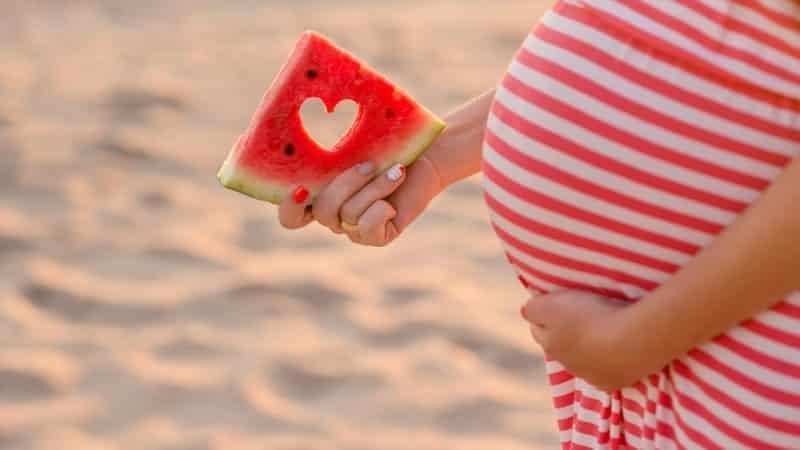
xmin=217 ymin=31 xmax=446 ymax=204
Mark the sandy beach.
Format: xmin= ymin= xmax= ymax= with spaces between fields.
xmin=0 ymin=1 xmax=559 ymax=448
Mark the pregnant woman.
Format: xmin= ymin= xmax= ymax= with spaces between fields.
xmin=278 ymin=0 xmax=800 ymax=448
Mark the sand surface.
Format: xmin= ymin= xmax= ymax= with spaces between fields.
xmin=0 ymin=1 xmax=558 ymax=448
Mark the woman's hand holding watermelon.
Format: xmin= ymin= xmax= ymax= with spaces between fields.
xmin=278 ymin=89 xmax=496 ymax=246
xmin=277 ymin=153 xmax=442 ymax=246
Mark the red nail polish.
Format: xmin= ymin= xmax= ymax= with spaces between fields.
xmin=517 ymin=275 xmax=530 ymax=288
xmin=520 ymin=305 xmax=527 ymax=320
xmin=292 ymin=186 xmax=309 ymax=204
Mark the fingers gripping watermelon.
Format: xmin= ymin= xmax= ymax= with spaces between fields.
xmin=217 ymin=31 xmax=446 ymax=204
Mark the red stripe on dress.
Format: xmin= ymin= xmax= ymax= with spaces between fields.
xmin=550 ymin=368 xmax=576 ymax=385
xmin=535 ymin=18 xmax=800 ymax=144
xmin=678 ymin=0 xmax=800 ymax=59
xmin=670 ymin=379 xmax=788 ymax=449
xmin=483 ymin=158 xmax=700 ymax=255
xmin=663 ymin=382 xmax=727 ymax=450
xmin=575 ymin=417 xmax=602 ymax=437
xmin=488 ymin=108 xmax=725 ymax=234
xmin=715 ymin=333 xmax=800 ymax=379
xmin=616 ymin=0 xmax=800 ymax=86
xmin=496 ymin=225 xmax=654 ymax=292
xmin=772 ymin=300 xmax=800 ymax=319
xmin=742 ymin=317 xmax=800 ymax=348
xmin=557 ymin=416 xmax=574 ymax=432
xmin=508 ymin=251 xmax=632 ymax=299
xmin=689 ymin=346 xmax=800 ymax=405
xmin=557 ymin=0 xmax=800 ymax=112
xmin=623 ymin=397 xmax=644 ymax=416
xmin=625 ymin=421 xmax=642 ymax=439
xmin=561 ymin=0 xmax=800 ymax=105
xmin=514 ymin=40 xmax=791 ymax=168
xmin=554 ymin=391 xmax=577 ymax=409
xmin=740 ymin=0 xmax=800 ymax=31
xmin=493 ymin=222 xmax=658 ymax=291
xmin=486 ymin=193 xmax=680 ymax=273
xmin=673 ymin=359 xmax=800 ymax=433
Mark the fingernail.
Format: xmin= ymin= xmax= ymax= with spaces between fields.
xmin=292 ymin=186 xmax=309 ymax=204
xmin=357 ymin=161 xmax=375 ymax=176
xmin=386 ymin=163 xmax=405 ymax=181
xmin=520 ymin=305 xmax=528 ymax=320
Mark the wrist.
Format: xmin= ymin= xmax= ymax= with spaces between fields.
xmin=423 ymin=124 xmax=464 ymax=192
xmin=614 ymin=300 xmax=684 ymax=370
xmin=422 ymin=89 xmax=495 ymax=190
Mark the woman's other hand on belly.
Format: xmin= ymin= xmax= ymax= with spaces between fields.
xmin=521 ymin=291 xmax=671 ymax=393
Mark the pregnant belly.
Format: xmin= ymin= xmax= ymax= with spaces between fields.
xmin=481 ymin=18 xmax=800 ymax=301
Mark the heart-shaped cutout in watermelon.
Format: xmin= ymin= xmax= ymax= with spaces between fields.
xmin=217 ymin=31 xmax=446 ymax=204
xmin=298 ymin=97 xmax=359 ymax=151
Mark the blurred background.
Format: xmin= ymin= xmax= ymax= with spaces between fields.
xmin=0 ymin=1 xmax=558 ymax=449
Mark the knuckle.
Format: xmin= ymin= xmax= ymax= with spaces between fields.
xmin=311 ymin=202 xmax=334 ymax=224
xmin=380 ymin=177 xmax=401 ymax=194
xmin=339 ymin=203 xmax=359 ymax=223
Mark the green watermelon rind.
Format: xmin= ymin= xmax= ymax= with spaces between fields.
xmin=217 ymin=117 xmax=446 ymax=205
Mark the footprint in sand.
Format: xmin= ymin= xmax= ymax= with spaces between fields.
xmin=22 ymin=282 xmax=167 ymax=326
xmin=185 ymin=280 xmax=351 ymax=328
xmin=276 ymin=281 xmax=351 ymax=310
xmin=448 ymin=328 xmax=543 ymax=376
xmin=434 ymin=396 xmax=518 ymax=435
xmin=237 ymin=217 xmax=336 ymax=252
xmin=153 ymin=337 xmax=227 ymax=361
xmin=102 ymin=87 xmax=186 ymax=123
xmin=138 ymin=190 xmax=171 ymax=209
xmin=0 ymin=368 xmax=57 ymax=402
xmin=144 ymin=247 xmax=227 ymax=272
xmin=382 ymin=285 xmax=437 ymax=305
xmin=169 ymin=385 xmax=311 ymax=434
xmin=61 ymin=247 xmax=227 ymax=282
xmin=269 ymin=362 xmax=384 ymax=401
xmin=182 ymin=283 xmax=288 ymax=327
xmin=90 ymin=136 xmax=192 ymax=176
xmin=0 ymin=234 xmax=33 ymax=257
xmin=0 ymin=185 xmax=70 ymax=219
xmin=0 ymin=143 xmax=19 ymax=187
xmin=79 ymin=366 xmax=193 ymax=434
xmin=367 ymin=321 xmax=542 ymax=376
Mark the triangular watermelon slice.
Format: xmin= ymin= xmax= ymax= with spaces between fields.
xmin=217 ymin=31 xmax=446 ymax=204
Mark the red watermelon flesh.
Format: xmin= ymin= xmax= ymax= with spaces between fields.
xmin=217 ymin=31 xmax=446 ymax=204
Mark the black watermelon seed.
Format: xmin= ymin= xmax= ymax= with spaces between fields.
xmin=306 ymin=69 xmax=318 ymax=79
xmin=284 ymin=143 xmax=295 ymax=156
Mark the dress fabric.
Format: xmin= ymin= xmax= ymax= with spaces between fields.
xmin=482 ymin=0 xmax=800 ymax=448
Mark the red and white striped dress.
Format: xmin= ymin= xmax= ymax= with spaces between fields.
xmin=482 ymin=0 xmax=800 ymax=448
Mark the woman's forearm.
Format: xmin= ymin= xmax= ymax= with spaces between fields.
xmin=622 ymin=155 xmax=800 ymax=360
xmin=425 ymin=89 xmax=495 ymax=189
